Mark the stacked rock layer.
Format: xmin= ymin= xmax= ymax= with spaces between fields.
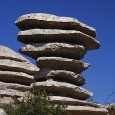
xmin=0 ymin=45 xmax=39 ymax=107
xmin=15 ymin=13 xmax=108 ymax=115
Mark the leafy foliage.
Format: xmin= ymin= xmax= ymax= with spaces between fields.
xmin=5 ymin=89 xmax=70 ymax=115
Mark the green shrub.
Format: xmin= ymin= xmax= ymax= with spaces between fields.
xmin=5 ymin=89 xmax=70 ymax=115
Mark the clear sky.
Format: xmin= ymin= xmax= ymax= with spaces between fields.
xmin=0 ymin=0 xmax=115 ymax=104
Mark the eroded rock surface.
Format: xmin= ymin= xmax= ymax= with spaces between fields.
xmin=20 ymin=43 xmax=86 ymax=60
xmin=0 ymin=45 xmax=29 ymax=62
xmin=15 ymin=13 xmax=96 ymax=37
xmin=49 ymin=96 xmax=103 ymax=108
xmin=0 ymin=59 xmax=39 ymax=75
xmin=31 ymin=80 xmax=93 ymax=100
xmin=17 ymin=29 xmax=100 ymax=50
xmin=0 ymin=71 xmax=34 ymax=85
xmin=37 ymin=57 xmax=90 ymax=73
xmin=66 ymin=105 xmax=108 ymax=115
xmin=35 ymin=69 xmax=86 ymax=86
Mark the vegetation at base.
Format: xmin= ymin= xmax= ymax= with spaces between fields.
xmin=4 ymin=89 xmax=70 ymax=115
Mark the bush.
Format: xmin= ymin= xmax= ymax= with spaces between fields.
xmin=4 ymin=89 xmax=70 ymax=115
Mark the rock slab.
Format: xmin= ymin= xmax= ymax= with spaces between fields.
xmin=20 ymin=43 xmax=86 ymax=60
xmin=35 ymin=69 xmax=86 ymax=86
xmin=0 ymin=70 xmax=34 ymax=85
xmin=31 ymin=80 xmax=93 ymax=100
xmin=15 ymin=13 xmax=96 ymax=37
xmin=0 ymin=59 xmax=39 ymax=75
xmin=66 ymin=105 xmax=108 ymax=115
xmin=36 ymin=57 xmax=90 ymax=73
xmin=17 ymin=29 xmax=100 ymax=50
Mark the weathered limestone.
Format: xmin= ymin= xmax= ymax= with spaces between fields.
xmin=0 ymin=71 xmax=34 ymax=85
xmin=0 ymin=108 xmax=6 ymax=115
xmin=0 ymin=81 xmax=29 ymax=92
xmin=17 ymin=29 xmax=100 ymax=50
xmin=0 ymin=45 xmax=39 ymax=86
xmin=66 ymin=106 xmax=108 ymax=115
xmin=0 ymin=45 xmax=29 ymax=62
xmin=20 ymin=43 xmax=86 ymax=60
xmin=49 ymin=96 xmax=103 ymax=108
xmin=35 ymin=69 xmax=86 ymax=86
xmin=0 ymin=59 xmax=39 ymax=75
xmin=0 ymin=96 xmax=17 ymax=107
xmin=15 ymin=13 xmax=106 ymax=115
xmin=37 ymin=57 xmax=90 ymax=73
xmin=0 ymin=81 xmax=29 ymax=106
xmin=15 ymin=13 xmax=96 ymax=37
xmin=31 ymin=80 xmax=93 ymax=100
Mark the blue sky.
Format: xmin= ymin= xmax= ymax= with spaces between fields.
xmin=0 ymin=0 xmax=115 ymax=104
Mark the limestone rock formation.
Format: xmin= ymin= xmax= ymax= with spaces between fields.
xmin=15 ymin=13 xmax=109 ymax=115
xmin=0 ymin=45 xmax=28 ymax=62
xmin=17 ymin=29 xmax=100 ymax=50
xmin=66 ymin=106 xmax=108 ymax=115
xmin=37 ymin=57 xmax=90 ymax=73
xmin=20 ymin=43 xmax=86 ymax=60
xmin=31 ymin=80 xmax=93 ymax=100
xmin=34 ymin=69 xmax=86 ymax=86
xmin=15 ymin=13 xmax=96 ymax=37
xmin=0 ymin=46 xmax=39 ymax=107
xmin=49 ymin=96 xmax=103 ymax=108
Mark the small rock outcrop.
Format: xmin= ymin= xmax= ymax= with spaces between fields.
xmin=0 ymin=45 xmax=39 ymax=107
xmin=15 ymin=13 xmax=108 ymax=115
xmin=0 ymin=108 xmax=6 ymax=115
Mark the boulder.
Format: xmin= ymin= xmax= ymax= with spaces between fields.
xmin=0 ymin=70 xmax=34 ymax=85
xmin=49 ymin=96 xmax=103 ymax=108
xmin=66 ymin=105 xmax=108 ymax=115
xmin=0 ymin=45 xmax=29 ymax=62
xmin=20 ymin=43 xmax=86 ymax=60
xmin=35 ymin=69 xmax=86 ymax=86
xmin=15 ymin=13 xmax=96 ymax=37
xmin=31 ymin=80 xmax=93 ymax=100
xmin=17 ymin=29 xmax=100 ymax=50
xmin=0 ymin=108 xmax=6 ymax=115
xmin=0 ymin=59 xmax=39 ymax=75
xmin=36 ymin=57 xmax=90 ymax=73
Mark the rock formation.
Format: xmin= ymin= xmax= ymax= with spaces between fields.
xmin=0 ymin=45 xmax=39 ymax=107
xmin=15 ymin=13 xmax=109 ymax=115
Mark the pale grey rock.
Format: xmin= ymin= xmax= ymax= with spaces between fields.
xmin=0 ymin=59 xmax=39 ymax=75
xmin=0 ymin=89 xmax=25 ymax=98
xmin=0 ymin=45 xmax=29 ymax=62
xmin=0 ymin=108 xmax=6 ymax=115
xmin=35 ymin=69 xmax=86 ymax=86
xmin=0 ymin=70 xmax=34 ymax=85
xmin=20 ymin=43 xmax=86 ymax=60
xmin=105 ymin=104 xmax=115 ymax=115
xmin=49 ymin=96 xmax=103 ymax=108
xmin=31 ymin=80 xmax=93 ymax=100
xmin=0 ymin=96 xmax=16 ymax=106
xmin=0 ymin=82 xmax=29 ymax=103
xmin=66 ymin=105 xmax=108 ymax=115
xmin=18 ymin=29 xmax=100 ymax=50
xmin=36 ymin=57 xmax=90 ymax=73
xmin=15 ymin=13 xmax=96 ymax=37
xmin=0 ymin=81 xmax=29 ymax=92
